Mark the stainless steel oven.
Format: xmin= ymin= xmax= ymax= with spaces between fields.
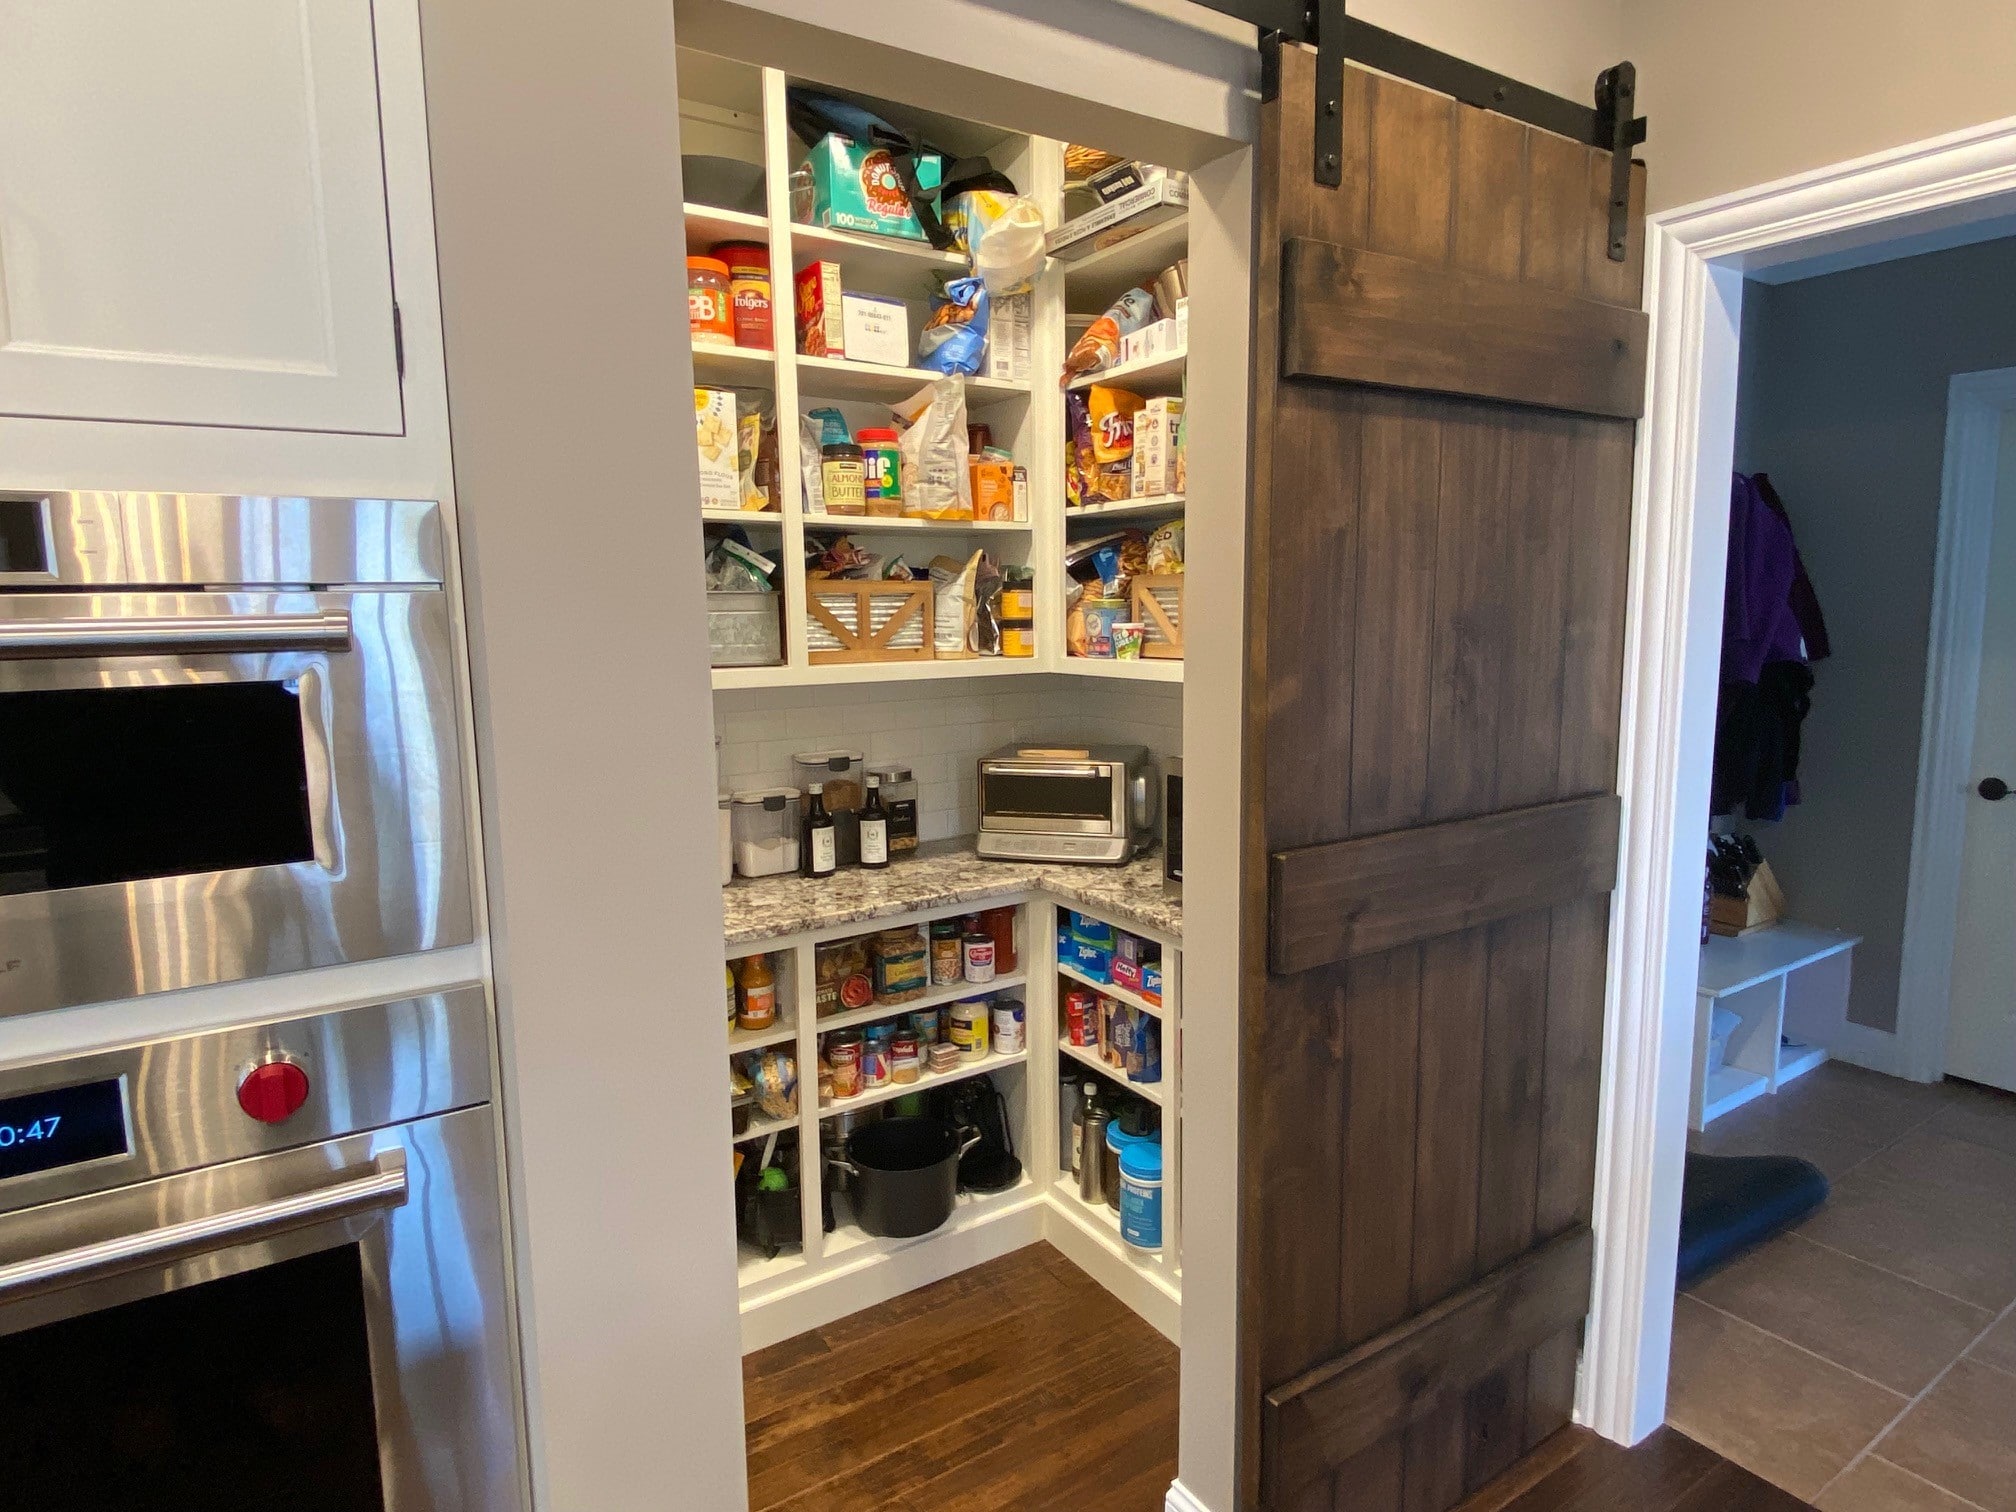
xmin=0 ymin=491 xmax=474 ymax=1019
xmin=0 ymin=986 xmax=525 ymax=1511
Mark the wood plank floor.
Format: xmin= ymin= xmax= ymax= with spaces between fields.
xmin=742 ymin=1241 xmax=1179 ymax=1512
xmin=1459 ymin=1424 xmax=1810 ymax=1512
xmin=743 ymin=1241 xmax=1802 ymax=1512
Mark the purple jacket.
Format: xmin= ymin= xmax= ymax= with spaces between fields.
xmin=1723 ymin=473 xmax=1829 ymax=684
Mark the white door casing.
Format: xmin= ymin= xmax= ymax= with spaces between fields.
xmin=0 ymin=0 xmax=403 ymax=434
xmin=1945 ymin=407 xmax=2016 ymax=1090
xmin=1590 ymin=114 xmax=2016 ymax=1448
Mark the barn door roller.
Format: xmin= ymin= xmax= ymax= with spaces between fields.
xmin=1195 ymin=1 xmax=1647 ymax=259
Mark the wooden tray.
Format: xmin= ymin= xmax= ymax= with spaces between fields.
xmin=806 ymin=581 xmax=935 ymax=664
xmin=1131 ymin=573 xmax=1184 ymax=659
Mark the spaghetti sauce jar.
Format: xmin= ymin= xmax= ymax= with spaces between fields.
xmin=686 ymin=256 xmax=734 ymax=349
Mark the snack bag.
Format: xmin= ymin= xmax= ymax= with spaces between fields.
xmin=1061 ymin=286 xmax=1155 ymax=385
xmin=1088 ymin=386 xmax=1146 ymax=503
xmin=1065 ymin=390 xmax=1096 ymax=509
xmin=917 ymin=276 xmax=989 ymax=376
xmin=1146 ymin=519 xmax=1186 ymax=575
xmin=892 ymin=378 xmax=973 ymax=520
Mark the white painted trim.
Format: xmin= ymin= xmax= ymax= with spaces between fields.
xmin=1896 ymin=369 xmax=2016 ymax=1083
xmin=1585 ymin=113 xmax=2016 ymax=1447
xmin=1165 ymin=1480 xmax=1216 ymax=1512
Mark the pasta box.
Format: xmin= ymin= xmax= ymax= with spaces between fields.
xmin=799 ymin=133 xmax=943 ymax=241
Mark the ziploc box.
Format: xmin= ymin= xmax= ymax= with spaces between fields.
xmin=800 ymin=133 xmax=943 ymax=241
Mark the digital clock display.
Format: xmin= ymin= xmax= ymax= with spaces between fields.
xmin=0 ymin=1078 xmax=128 ymax=1182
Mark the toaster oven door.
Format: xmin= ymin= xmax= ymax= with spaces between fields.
xmin=979 ymin=763 xmax=1121 ymax=836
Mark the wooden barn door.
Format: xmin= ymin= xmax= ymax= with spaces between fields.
xmin=1239 ymin=41 xmax=1648 ymax=1512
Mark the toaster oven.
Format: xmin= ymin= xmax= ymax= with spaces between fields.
xmin=975 ymin=744 xmax=1156 ymax=865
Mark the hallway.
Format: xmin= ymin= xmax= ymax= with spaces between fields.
xmin=1670 ymin=1062 xmax=2016 ymax=1507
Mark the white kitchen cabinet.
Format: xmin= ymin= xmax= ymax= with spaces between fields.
xmin=0 ymin=0 xmax=403 ymax=434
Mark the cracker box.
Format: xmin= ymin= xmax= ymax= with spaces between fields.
xmin=794 ymin=260 xmax=845 ymax=357
xmin=800 ymin=133 xmax=943 ymax=241
xmin=840 ymin=293 xmax=909 ymax=367
xmin=1132 ymin=396 xmax=1184 ymax=498
xmin=693 ymin=388 xmax=740 ymax=511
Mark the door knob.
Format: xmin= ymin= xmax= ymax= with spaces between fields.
xmin=1981 ymin=777 xmax=2011 ymax=801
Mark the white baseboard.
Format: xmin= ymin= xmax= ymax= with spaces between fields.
xmin=1165 ymin=1479 xmax=1215 ymax=1512
xmin=1819 ymin=1019 xmax=1912 ymax=1080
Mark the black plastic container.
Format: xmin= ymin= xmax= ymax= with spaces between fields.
xmin=839 ymin=1117 xmax=979 ymax=1238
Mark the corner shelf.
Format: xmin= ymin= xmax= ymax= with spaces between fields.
xmin=818 ymin=1047 xmax=1028 ymax=1115
xmin=814 ymin=972 xmax=1029 ymax=1036
xmin=1058 ymin=1038 xmax=1165 ymax=1106
xmin=683 ymin=202 xmax=769 ymax=246
xmin=1067 ymin=346 xmax=1185 ymax=397
xmin=787 ymin=220 xmax=967 ymax=282
xmin=1062 ymin=214 xmax=1189 ymax=312
xmin=1056 ymin=961 xmax=1165 ymax=1019
xmin=1064 ymin=494 xmax=1186 ymax=525
xmin=1055 ymin=657 xmax=1184 ymax=684
xmin=796 ymin=354 xmax=1031 ymax=406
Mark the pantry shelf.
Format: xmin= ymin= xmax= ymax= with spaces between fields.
xmin=1068 ymin=346 xmax=1186 ymax=397
xmin=714 ymin=657 xmax=1034 ymax=690
xmin=1063 ymin=494 xmax=1186 ymax=526
xmin=824 ymin=1176 xmax=1042 ymax=1260
xmin=787 ymin=220 xmax=967 ymax=284
xmin=796 ymin=354 xmax=1030 ymax=406
xmin=683 ymin=202 xmax=769 ymax=246
xmin=737 ymin=1244 xmax=805 ymax=1287
xmin=818 ymin=1047 xmax=1027 ymax=1115
xmin=1058 ymin=1039 xmax=1165 ymax=1106
xmin=1057 ymin=961 xmax=1164 ymax=1019
xmin=734 ymin=1111 xmax=798 ymax=1143
xmin=702 ymin=509 xmax=785 ymax=528
xmin=802 ymin=516 xmax=1033 ymax=536
xmin=815 ymin=972 xmax=1029 ymax=1036
xmin=1063 ymin=214 xmax=1189 ymax=312
xmin=1056 ymin=657 xmax=1185 ymax=684
xmin=692 ymin=342 xmax=777 ymax=388
xmin=729 ymin=1020 xmax=797 ymax=1052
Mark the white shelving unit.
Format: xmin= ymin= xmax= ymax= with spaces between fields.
xmin=684 ymin=57 xmax=1187 ymax=691
xmin=689 ymin=48 xmax=1190 ymax=1355
xmin=1692 ymin=922 xmax=1860 ymax=1130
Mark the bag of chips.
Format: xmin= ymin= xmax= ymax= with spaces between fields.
xmin=1061 ymin=285 xmax=1155 ymax=385
xmin=1086 ymin=385 xmax=1146 ymax=503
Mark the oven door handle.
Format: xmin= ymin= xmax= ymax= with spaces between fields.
xmin=0 ymin=610 xmax=352 ymax=660
xmin=0 ymin=1151 xmax=407 ymax=1305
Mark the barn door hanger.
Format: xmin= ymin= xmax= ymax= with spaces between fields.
xmin=1190 ymin=1 xmax=1648 ymax=259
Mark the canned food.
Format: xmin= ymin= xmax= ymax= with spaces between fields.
xmin=826 ymin=1034 xmax=862 ymax=1099
xmin=992 ymin=1000 xmax=1026 ymax=1055
xmin=963 ymin=932 xmax=997 ymax=984
xmin=930 ymin=920 xmax=963 ymax=986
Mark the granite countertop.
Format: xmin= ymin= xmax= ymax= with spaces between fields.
xmin=721 ymin=838 xmax=1181 ymax=947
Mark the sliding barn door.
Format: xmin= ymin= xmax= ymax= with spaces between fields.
xmin=1239 ymin=42 xmax=1648 ymax=1512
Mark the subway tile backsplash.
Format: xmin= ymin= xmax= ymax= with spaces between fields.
xmin=713 ymin=675 xmax=1182 ymax=844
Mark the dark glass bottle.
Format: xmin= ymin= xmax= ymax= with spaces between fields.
xmin=858 ymin=776 xmax=890 ymax=869
xmin=803 ymin=782 xmax=837 ymax=878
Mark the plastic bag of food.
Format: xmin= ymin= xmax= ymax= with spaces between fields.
xmin=706 ymin=537 xmax=776 ymax=592
xmin=971 ymin=553 xmax=1004 ymax=655
xmin=1146 ymin=519 xmax=1186 ymax=574
xmin=1086 ymin=385 xmax=1145 ymax=503
xmin=1061 ymin=285 xmax=1155 ymax=385
xmin=929 ymin=551 xmax=984 ymax=656
xmin=806 ymin=533 xmax=872 ymax=580
xmin=946 ymin=190 xmax=1046 ymax=296
xmin=917 ymin=276 xmax=989 ymax=375
xmin=893 ymin=378 xmax=972 ymax=520
xmin=1065 ymin=390 xmax=1096 ymax=510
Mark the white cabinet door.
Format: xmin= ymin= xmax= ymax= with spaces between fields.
xmin=1948 ymin=412 xmax=2016 ymax=1092
xmin=0 ymin=0 xmax=402 ymax=434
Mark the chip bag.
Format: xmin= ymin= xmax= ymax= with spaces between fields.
xmin=1061 ymin=285 xmax=1155 ymax=386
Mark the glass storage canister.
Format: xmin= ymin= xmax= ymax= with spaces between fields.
xmin=929 ymin=919 xmax=963 ymax=986
xmin=792 ymin=750 xmax=865 ymax=865
xmin=730 ymin=787 xmax=802 ymax=878
xmin=686 ymin=256 xmax=735 ymax=349
xmin=865 ymin=763 xmax=918 ymax=854
xmin=714 ymin=241 xmax=772 ymax=351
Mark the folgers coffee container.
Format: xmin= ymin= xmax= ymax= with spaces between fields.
xmin=713 ymin=241 xmax=772 ymax=351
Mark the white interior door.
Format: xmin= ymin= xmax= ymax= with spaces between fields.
xmin=0 ymin=0 xmax=403 ymax=434
xmin=1948 ymin=411 xmax=2016 ymax=1091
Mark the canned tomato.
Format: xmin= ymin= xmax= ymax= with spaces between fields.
xmin=962 ymin=931 xmax=996 ymax=984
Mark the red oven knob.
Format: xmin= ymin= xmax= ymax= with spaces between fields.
xmin=237 ymin=1059 xmax=311 ymax=1125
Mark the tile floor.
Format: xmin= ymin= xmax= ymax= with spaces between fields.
xmin=1668 ymin=1060 xmax=2016 ymax=1508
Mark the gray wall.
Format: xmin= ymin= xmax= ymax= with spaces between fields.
xmin=1731 ymin=235 xmax=2016 ymax=1032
